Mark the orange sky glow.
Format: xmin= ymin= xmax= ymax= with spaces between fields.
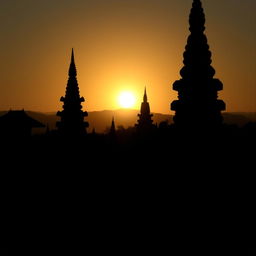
xmin=0 ymin=0 xmax=255 ymax=114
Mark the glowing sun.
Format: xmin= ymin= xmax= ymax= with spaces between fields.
xmin=118 ymin=91 xmax=136 ymax=109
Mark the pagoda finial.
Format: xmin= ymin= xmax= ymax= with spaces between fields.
xmin=189 ymin=0 xmax=205 ymax=34
xmin=69 ymin=48 xmax=77 ymax=77
xmin=71 ymin=48 xmax=75 ymax=62
xmin=193 ymin=0 xmax=202 ymax=5
xmin=143 ymin=87 xmax=148 ymax=103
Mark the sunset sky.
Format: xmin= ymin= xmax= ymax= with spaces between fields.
xmin=0 ymin=0 xmax=255 ymax=114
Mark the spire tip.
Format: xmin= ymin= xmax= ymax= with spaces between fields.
xmin=71 ymin=48 xmax=75 ymax=63
xmin=143 ymin=87 xmax=148 ymax=102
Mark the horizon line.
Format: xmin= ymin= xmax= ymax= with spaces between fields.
xmin=1 ymin=109 xmax=256 ymax=115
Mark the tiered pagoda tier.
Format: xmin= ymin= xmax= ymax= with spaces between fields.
xmin=171 ymin=0 xmax=225 ymax=128
xmin=57 ymin=49 xmax=89 ymax=136
xmin=136 ymin=88 xmax=154 ymax=132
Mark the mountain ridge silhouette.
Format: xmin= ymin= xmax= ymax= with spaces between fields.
xmin=0 ymin=109 xmax=256 ymax=134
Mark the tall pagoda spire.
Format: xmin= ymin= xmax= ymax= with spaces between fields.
xmin=136 ymin=87 xmax=154 ymax=132
xmin=69 ymin=48 xmax=76 ymax=77
xmin=171 ymin=0 xmax=225 ymax=128
xmin=56 ymin=49 xmax=89 ymax=136
xmin=143 ymin=87 xmax=147 ymax=103
xmin=108 ymin=117 xmax=117 ymax=143
xmin=110 ymin=117 xmax=116 ymax=136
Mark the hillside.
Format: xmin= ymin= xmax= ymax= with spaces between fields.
xmin=0 ymin=110 xmax=256 ymax=134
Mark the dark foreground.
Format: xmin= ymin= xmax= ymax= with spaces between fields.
xmin=1 ymin=125 xmax=256 ymax=255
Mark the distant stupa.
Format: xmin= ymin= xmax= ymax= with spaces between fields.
xmin=171 ymin=0 xmax=225 ymax=128
xmin=136 ymin=88 xmax=154 ymax=132
xmin=109 ymin=117 xmax=117 ymax=140
xmin=57 ymin=49 xmax=89 ymax=136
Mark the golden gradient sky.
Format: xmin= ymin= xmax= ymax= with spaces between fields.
xmin=0 ymin=0 xmax=255 ymax=114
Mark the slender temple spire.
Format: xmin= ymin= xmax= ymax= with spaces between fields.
xmin=109 ymin=117 xmax=116 ymax=136
xmin=143 ymin=87 xmax=148 ymax=103
xmin=136 ymin=87 xmax=154 ymax=132
xmin=56 ymin=49 xmax=89 ymax=136
xmin=69 ymin=48 xmax=77 ymax=77
xmin=108 ymin=116 xmax=117 ymax=142
xmin=171 ymin=0 xmax=225 ymax=128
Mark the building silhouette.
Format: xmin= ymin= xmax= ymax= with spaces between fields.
xmin=109 ymin=117 xmax=116 ymax=137
xmin=136 ymin=88 xmax=154 ymax=133
xmin=0 ymin=110 xmax=45 ymax=137
xmin=56 ymin=49 xmax=89 ymax=136
xmin=108 ymin=117 xmax=117 ymax=143
xmin=171 ymin=0 xmax=226 ymax=128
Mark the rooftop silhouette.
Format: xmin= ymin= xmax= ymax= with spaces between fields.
xmin=0 ymin=110 xmax=45 ymax=137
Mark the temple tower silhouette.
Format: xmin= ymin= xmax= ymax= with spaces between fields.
xmin=136 ymin=88 xmax=154 ymax=132
xmin=109 ymin=117 xmax=117 ymax=140
xmin=171 ymin=0 xmax=225 ymax=128
xmin=57 ymin=49 xmax=89 ymax=136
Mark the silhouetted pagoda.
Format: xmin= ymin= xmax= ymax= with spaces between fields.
xmin=171 ymin=0 xmax=225 ymax=128
xmin=57 ymin=49 xmax=89 ymax=136
xmin=108 ymin=117 xmax=117 ymax=143
xmin=109 ymin=117 xmax=116 ymax=137
xmin=136 ymin=88 xmax=154 ymax=132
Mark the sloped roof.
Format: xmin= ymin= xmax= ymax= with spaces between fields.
xmin=0 ymin=110 xmax=45 ymax=128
